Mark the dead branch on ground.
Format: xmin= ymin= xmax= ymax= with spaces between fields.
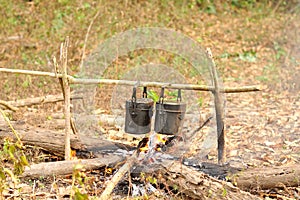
xmin=2 ymin=122 xmax=296 ymax=198
xmin=0 ymin=100 xmax=19 ymax=111
xmin=99 ymin=151 xmax=138 ymax=200
xmin=4 ymin=94 xmax=82 ymax=108
xmin=0 ymin=121 xmax=84 ymax=157
xmin=232 ymin=164 xmax=300 ymax=190
xmin=159 ymin=159 xmax=260 ymax=200
xmin=22 ymin=155 xmax=124 ymax=178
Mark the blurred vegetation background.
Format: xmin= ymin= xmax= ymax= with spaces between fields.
xmin=0 ymin=0 xmax=299 ymax=101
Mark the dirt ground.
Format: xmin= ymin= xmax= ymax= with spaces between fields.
xmin=0 ymin=1 xmax=300 ymax=199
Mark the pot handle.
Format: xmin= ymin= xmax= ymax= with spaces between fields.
xmin=177 ymin=89 xmax=182 ymax=102
xmin=131 ymin=86 xmax=137 ymax=110
xmin=159 ymin=87 xmax=165 ymax=104
xmin=143 ymin=87 xmax=147 ymax=98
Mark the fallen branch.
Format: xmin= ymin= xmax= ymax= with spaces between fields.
xmin=5 ymin=123 xmax=297 ymax=196
xmin=232 ymin=163 xmax=300 ymax=190
xmin=0 ymin=117 xmax=136 ymax=158
xmin=0 ymin=100 xmax=19 ymax=111
xmin=3 ymin=94 xmax=82 ymax=108
xmin=99 ymin=151 xmax=138 ymax=200
xmin=158 ymin=159 xmax=260 ymax=200
xmin=0 ymin=121 xmax=84 ymax=157
xmin=22 ymin=155 xmax=124 ymax=178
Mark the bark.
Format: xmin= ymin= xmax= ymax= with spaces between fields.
xmin=0 ymin=121 xmax=84 ymax=157
xmin=0 ymin=120 xmax=134 ymax=158
xmin=158 ymin=160 xmax=260 ymax=200
xmin=232 ymin=164 xmax=300 ymax=190
xmin=133 ymin=160 xmax=300 ymax=195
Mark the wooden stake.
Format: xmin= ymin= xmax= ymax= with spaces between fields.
xmin=206 ymin=48 xmax=226 ymax=164
xmin=57 ymin=37 xmax=72 ymax=160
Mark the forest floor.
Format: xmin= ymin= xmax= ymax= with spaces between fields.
xmin=0 ymin=1 xmax=299 ymax=199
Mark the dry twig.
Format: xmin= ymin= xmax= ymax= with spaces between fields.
xmin=99 ymin=151 xmax=138 ymax=200
xmin=0 ymin=100 xmax=18 ymax=111
xmin=0 ymin=108 xmax=21 ymax=143
xmin=80 ymin=10 xmax=101 ymax=71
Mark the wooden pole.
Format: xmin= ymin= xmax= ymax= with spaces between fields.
xmin=69 ymin=77 xmax=261 ymax=93
xmin=206 ymin=48 xmax=226 ymax=164
xmin=0 ymin=68 xmax=58 ymax=78
xmin=57 ymin=37 xmax=72 ymax=161
xmin=0 ymin=68 xmax=261 ymax=93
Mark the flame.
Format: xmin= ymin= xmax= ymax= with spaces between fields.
xmin=70 ymin=149 xmax=77 ymax=160
xmin=138 ymin=133 xmax=170 ymax=153
xmin=139 ymin=144 xmax=149 ymax=153
xmin=157 ymin=134 xmax=168 ymax=143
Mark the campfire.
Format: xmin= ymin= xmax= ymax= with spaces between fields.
xmin=125 ymin=86 xmax=186 ymax=159
xmin=135 ymin=132 xmax=184 ymax=165
xmin=137 ymin=133 xmax=169 ymax=153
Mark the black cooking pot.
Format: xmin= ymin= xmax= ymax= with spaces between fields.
xmin=154 ymin=88 xmax=186 ymax=135
xmin=125 ymin=87 xmax=154 ymax=134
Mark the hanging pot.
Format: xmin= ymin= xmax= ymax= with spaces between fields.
xmin=125 ymin=86 xmax=154 ymax=134
xmin=154 ymin=88 xmax=186 ymax=135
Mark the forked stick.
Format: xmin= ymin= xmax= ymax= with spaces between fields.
xmin=54 ymin=37 xmax=72 ymax=160
xmin=206 ymin=48 xmax=226 ymax=164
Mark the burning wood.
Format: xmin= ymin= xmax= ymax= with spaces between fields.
xmin=136 ymin=133 xmax=182 ymax=155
